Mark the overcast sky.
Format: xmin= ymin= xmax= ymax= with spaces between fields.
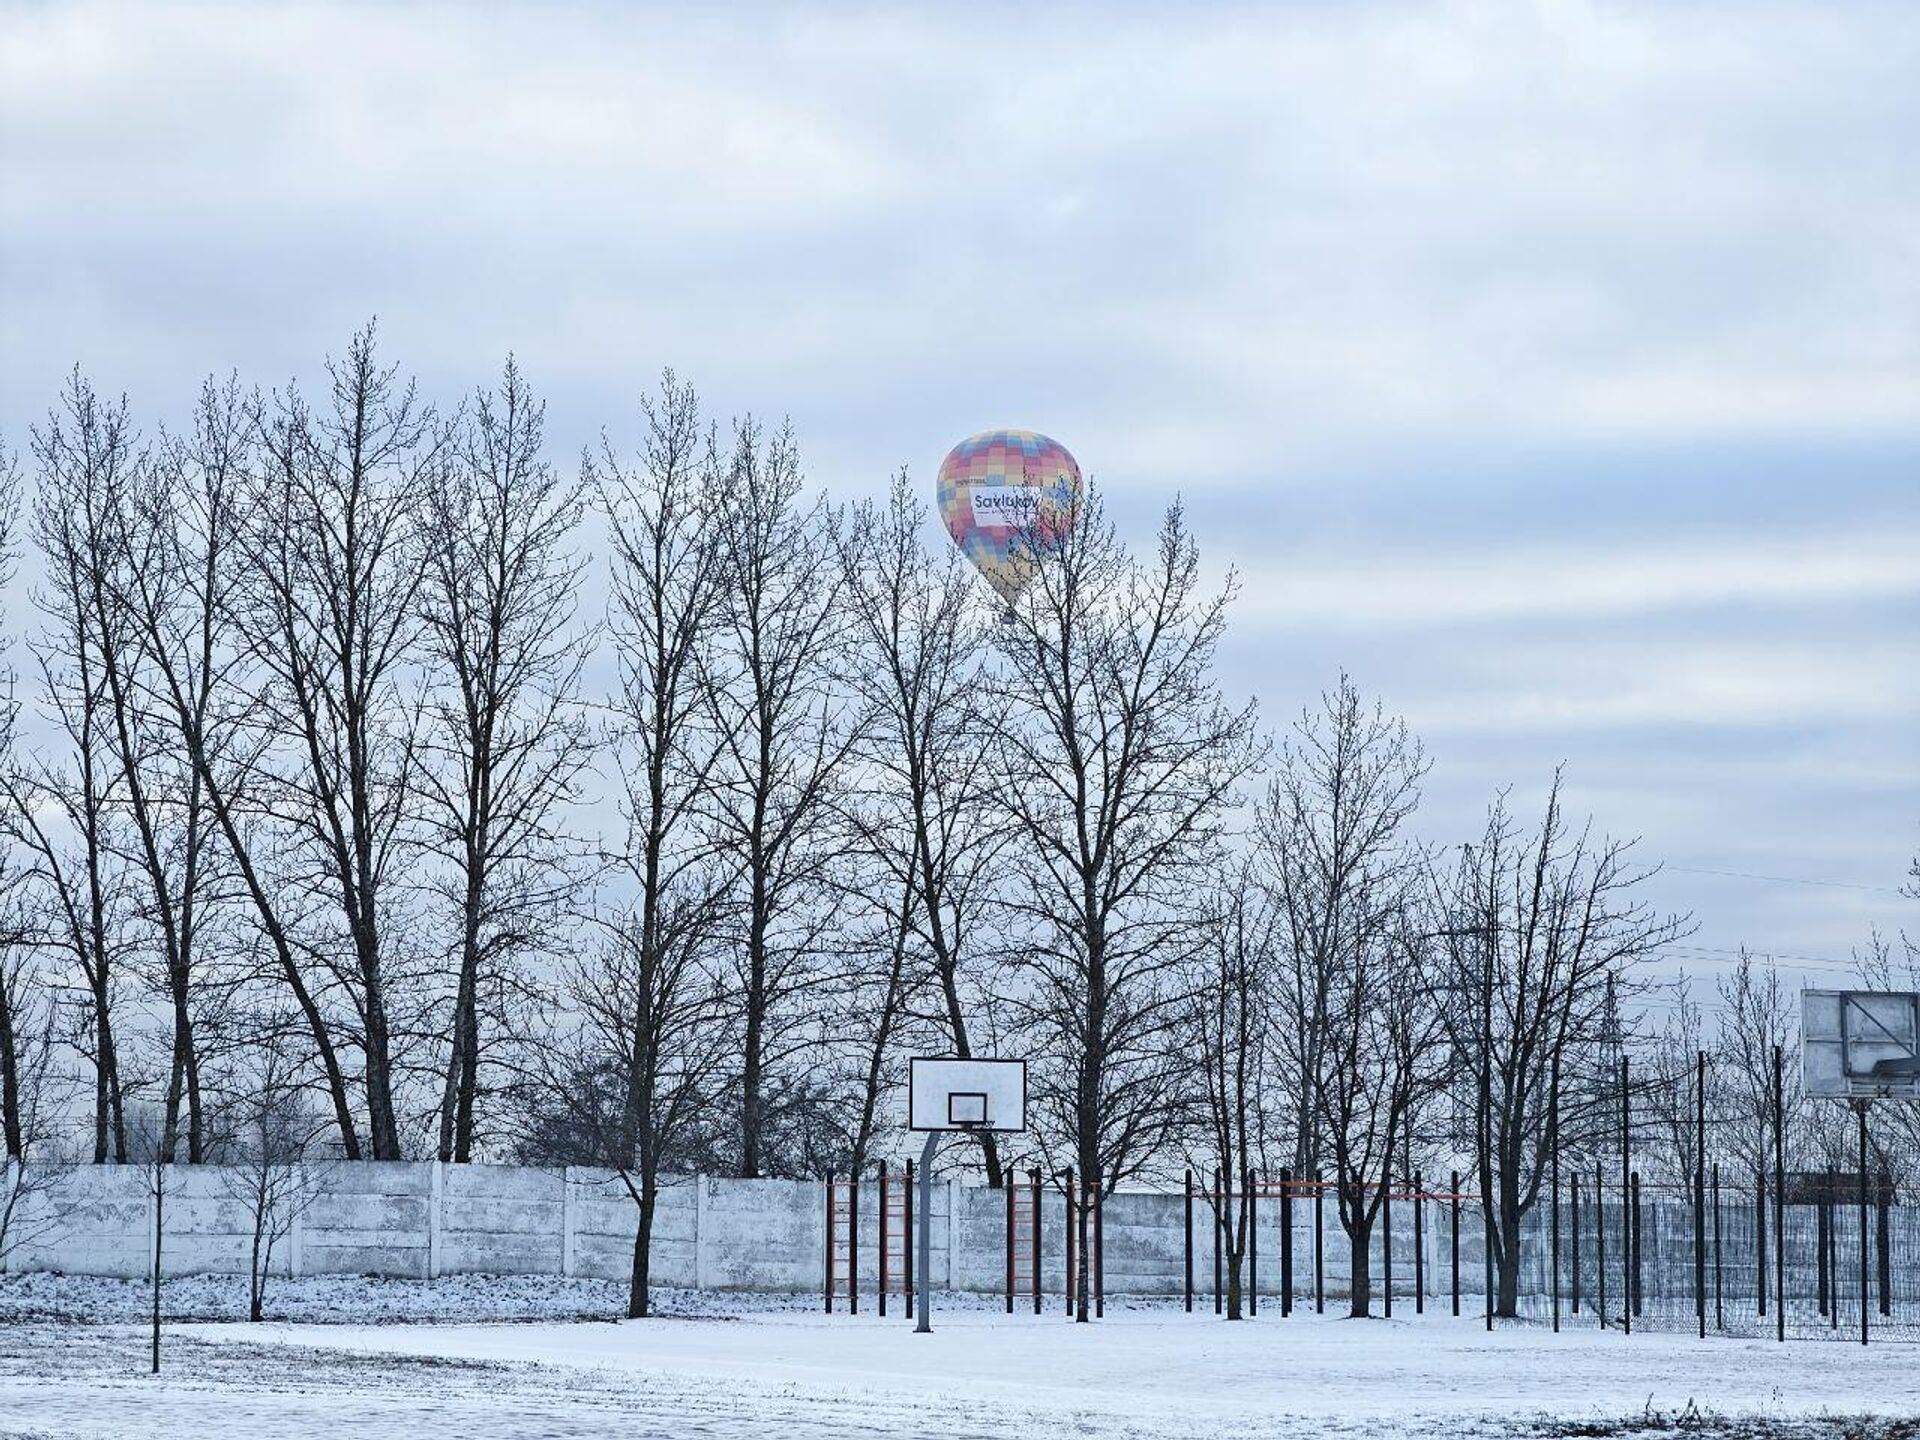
xmin=2 ymin=2 xmax=1915 ymax=1006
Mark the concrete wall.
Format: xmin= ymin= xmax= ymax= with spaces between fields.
xmin=5 ymin=1161 xmax=1907 ymax=1305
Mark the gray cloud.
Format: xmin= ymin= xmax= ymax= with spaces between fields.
xmin=1 ymin=0 xmax=1915 ymax=975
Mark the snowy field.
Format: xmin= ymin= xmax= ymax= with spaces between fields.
xmin=1 ymin=1279 xmax=1916 ymax=1438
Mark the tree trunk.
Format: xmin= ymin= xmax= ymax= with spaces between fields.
xmin=359 ymin=938 xmax=402 ymax=1160
xmin=1496 ymin=1219 xmax=1523 ymax=1318
xmin=1074 ymin=1167 xmax=1091 ymax=1323
xmin=0 ymin=987 xmax=18 ymax=1159
xmin=92 ymin=985 xmax=125 ymax=1163
xmin=248 ymin=1211 xmax=265 ymax=1322
xmin=1347 ymin=1215 xmax=1374 ymax=1318
xmin=163 ymin=982 xmax=197 ymax=1163
xmin=628 ymin=1178 xmax=657 ymax=1319
xmin=150 ymin=1167 xmax=163 ymax=1373
xmin=741 ymin=896 xmax=766 ymax=1178
xmin=438 ymin=925 xmax=481 ymax=1164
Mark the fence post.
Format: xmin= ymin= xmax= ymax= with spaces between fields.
xmin=1184 ymin=1169 xmax=1193 ymax=1313
xmin=1382 ymin=1169 xmax=1393 ymax=1320
xmin=1621 ymin=1056 xmax=1632 ymax=1336
xmin=1756 ymin=1167 xmax=1767 ymax=1318
xmin=1712 ymin=1163 xmax=1723 ymax=1332
xmin=1004 ymin=1169 xmax=1015 ymax=1314
xmin=1630 ymin=1171 xmax=1642 ymax=1322
xmin=1413 ymin=1169 xmax=1424 ymax=1314
xmin=1773 ymin=1045 xmax=1786 ymax=1342
xmin=1820 ymin=1175 xmax=1835 ymax=1320
xmin=1212 ymin=1165 xmax=1222 ymax=1316
xmin=1857 ymin=1103 xmax=1870 ymax=1347
xmin=1281 ymin=1167 xmax=1294 ymax=1317
xmin=694 ymin=1173 xmax=709 ymax=1292
xmin=1483 ymin=1179 xmax=1493 ymax=1332
xmin=824 ymin=1173 xmax=835 ymax=1314
xmin=1570 ymin=1175 xmax=1581 ymax=1315
xmin=880 ymin=1162 xmax=890 ymax=1319
xmin=1877 ymin=1168 xmax=1892 ymax=1319
xmin=1449 ymin=1171 xmax=1460 ymax=1317
xmin=904 ymin=1160 xmax=914 ymax=1318
xmin=1065 ymin=1166 xmax=1076 ymax=1318
xmin=1314 ymin=1172 xmax=1325 ymax=1314
xmin=1093 ymin=1172 xmax=1104 ymax=1319
xmin=1594 ymin=1163 xmax=1606 ymax=1329
xmin=560 ymin=1167 xmax=576 ymax=1279
xmin=1031 ymin=1169 xmax=1042 ymax=1315
xmin=1245 ymin=1166 xmax=1257 ymax=1317
xmin=290 ymin=1164 xmax=305 ymax=1280
xmin=1695 ymin=1051 xmax=1707 ymax=1340
xmin=850 ymin=1171 xmax=860 ymax=1315
xmin=1828 ymin=1163 xmax=1839 ymax=1333
xmin=1550 ymin=1086 xmax=1561 ymax=1334
xmin=428 ymin=1159 xmax=444 ymax=1281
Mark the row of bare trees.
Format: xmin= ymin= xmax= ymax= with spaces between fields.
xmin=1186 ymin=678 xmax=1917 ymax=1323
xmin=0 ymin=329 xmax=1908 ymax=1326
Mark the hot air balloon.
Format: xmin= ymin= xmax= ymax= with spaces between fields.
xmin=935 ymin=429 xmax=1081 ymax=608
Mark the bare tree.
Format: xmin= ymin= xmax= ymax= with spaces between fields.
xmin=1437 ymin=774 xmax=1692 ymax=1316
xmin=235 ymin=322 xmax=442 ymax=1158
xmin=562 ymin=897 xmax=727 ymax=1318
xmin=1643 ymin=975 xmax=1705 ymax=1193
xmin=1321 ymin=901 xmax=1446 ymax=1317
xmin=0 ymin=1011 xmax=82 ymax=1271
xmin=220 ymin=1021 xmax=330 ymax=1321
xmin=992 ymin=492 xmax=1263 ymax=1319
xmin=1253 ymin=679 xmax=1435 ymax=1315
xmin=1258 ymin=677 xmax=1428 ymax=1180
xmin=835 ymin=473 xmax=1008 ymax=1182
xmin=45 ymin=385 xmax=227 ymax=1164
xmin=1186 ymin=861 xmax=1277 ymax=1318
xmin=576 ymin=371 xmax=732 ymax=1314
xmin=418 ymin=357 xmax=592 ymax=1162
xmin=703 ymin=419 xmax=859 ymax=1177
xmin=1853 ymin=930 xmax=1920 ymax=1184
xmin=120 ymin=1103 xmax=176 ymax=1372
xmin=0 ymin=430 xmax=50 ymax=1173
xmin=117 ymin=375 xmax=365 ymax=1157
xmin=17 ymin=373 xmax=140 ymax=1163
xmin=1713 ymin=949 xmax=1803 ymax=1183
xmin=823 ymin=857 xmax=917 ymax=1179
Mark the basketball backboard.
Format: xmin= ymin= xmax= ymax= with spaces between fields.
xmin=908 ymin=1057 xmax=1026 ymax=1132
xmin=1801 ymin=990 xmax=1920 ymax=1100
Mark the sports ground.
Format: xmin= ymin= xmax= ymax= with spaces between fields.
xmin=3 ymin=1293 xmax=1916 ymax=1438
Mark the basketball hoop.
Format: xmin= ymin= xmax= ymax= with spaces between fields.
xmin=906 ymin=1056 xmax=1027 ymax=1334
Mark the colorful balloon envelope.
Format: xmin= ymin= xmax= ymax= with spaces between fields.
xmin=935 ymin=429 xmax=1082 ymax=605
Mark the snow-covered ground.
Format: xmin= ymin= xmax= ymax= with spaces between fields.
xmin=1 ymin=1278 xmax=1915 ymax=1438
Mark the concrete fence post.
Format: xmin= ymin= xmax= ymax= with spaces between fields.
xmin=428 ymin=1160 xmax=444 ymax=1280
xmin=947 ymin=1178 xmax=959 ymax=1287
xmin=695 ymin=1174 xmax=710 ymax=1290
xmin=289 ymin=1163 xmax=305 ymax=1279
xmin=560 ymin=1167 xmax=575 ymax=1278
xmin=147 ymin=1166 xmax=159 ymax=1280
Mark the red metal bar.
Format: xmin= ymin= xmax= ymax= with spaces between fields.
xmin=1005 ymin=1169 xmax=1015 ymax=1313
xmin=1031 ymin=1170 xmax=1042 ymax=1314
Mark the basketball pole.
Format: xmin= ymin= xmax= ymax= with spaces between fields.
xmin=915 ymin=1130 xmax=939 ymax=1334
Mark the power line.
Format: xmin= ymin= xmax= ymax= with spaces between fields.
xmin=1654 ymin=940 xmax=1912 ymax=973
xmin=1664 ymin=864 xmax=1910 ymax=897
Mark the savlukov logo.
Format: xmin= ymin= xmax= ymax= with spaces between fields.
xmin=969 ymin=487 xmax=1043 ymax=530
